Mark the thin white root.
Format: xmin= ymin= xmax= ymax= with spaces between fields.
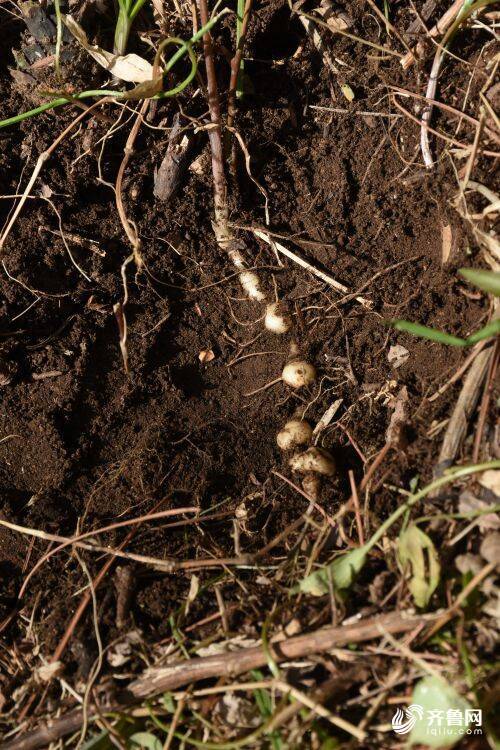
xmin=421 ymin=52 xmax=442 ymax=168
xmin=254 ymin=230 xmax=371 ymax=308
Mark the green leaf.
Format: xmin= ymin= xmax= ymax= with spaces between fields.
xmin=129 ymin=732 xmax=163 ymax=750
xmin=298 ymin=547 xmax=367 ymax=596
xmin=465 ymin=318 xmax=500 ymax=345
xmin=397 ymin=525 xmax=440 ymax=607
xmin=82 ymin=718 xmax=136 ymax=749
xmin=408 ymin=676 xmax=472 ymax=747
xmin=459 ymin=268 xmax=500 ymax=297
xmin=392 ymin=321 xmax=466 ymax=346
xmin=81 ymin=730 xmax=114 ymax=750
xmin=162 ymin=692 xmax=175 ymax=713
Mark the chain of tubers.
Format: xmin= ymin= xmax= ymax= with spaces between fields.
xmin=265 ymin=302 xmax=336 ymax=501
xmin=250 ymin=287 xmax=335 ymax=501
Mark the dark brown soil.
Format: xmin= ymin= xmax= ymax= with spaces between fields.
xmin=0 ymin=0 xmax=497 ymax=745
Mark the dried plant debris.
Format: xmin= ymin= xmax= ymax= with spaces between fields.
xmin=0 ymin=0 xmax=499 ymax=748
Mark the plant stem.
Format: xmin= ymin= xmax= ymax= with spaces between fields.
xmin=228 ymin=0 xmax=253 ymax=128
xmin=198 ymin=0 xmax=229 ymax=243
xmin=53 ymin=0 xmax=62 ymax=78
xmin=114 ymin=2 xmax=132 ymax=55
xmin=421 ymin=0 xmax=496 ymax=166
xmin=364 ymin=459 xmax=500 ymax=555
xmin=114 ymin=0 xmax=148 ymax=55
xmin=198 ymin=0 xmax=265 ymax=301
xmin=0 ymin=12 xmax=227 ymax=129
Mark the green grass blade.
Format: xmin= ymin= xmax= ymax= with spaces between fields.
xmin=297 ymin=460 xmax=500 ymax=598
xmin=459 ymin=268 xmax=500 ymax=297
xmin=236 ymin=0 xmax=245 ymax=99
xmin=0 ymin=10 xmax=228 ymax=129
xmin=392 ymin=320 xmax=467 ymax=346
xmin=0 ymin=90 xmax=124 ymax=128
xmin=130 ymin=0 xmax=149 ymax=22
xmin=465 ymin=318 xmax=500 ymax=345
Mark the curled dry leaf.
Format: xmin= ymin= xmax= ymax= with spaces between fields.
xmin=455 ymin=553 xmax=483 ymax=576
xmin=458 ymin=491 xmax=500 ymax=530
xmin=107 ymin=629 xmax=143 ymax=667
xmin=479 ymin=470 xmax=500 ymax=498
xmin=214 ymin=694 xmax=260 ymax=731
xmin=63 ymin=15 xmax=154 ymax=82
xmin=480 ymin=532 xmax=500 ymax=567
xmin=441 ymin=223 xmax=453 ymax=264
xmin=35 ymin=661 xmax=63 ymax=682
xmin=121 ymin=77 xmax=163 ymax=100
xmin=386 ymin=386 xmax=409 ymax=447
xmin=388 ymin=344 xmax=410 ymax=369
xmin=199 ymin=349 xmax=215 ymax=363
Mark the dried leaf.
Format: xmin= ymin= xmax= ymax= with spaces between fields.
xmin=397 ymin=525 xmax=440 ymax=607
xmin=386 ymin=386 xmax=409 ymax=447
xmin=479 ymin=470 xmax=500 ymax=498
xmin=189 ymin=155 xmax=205 ymax=175
xmin=35 ymin=661 xmax=63 ymax=682
xmin=63 ymin=15 xmax=154 ymax=82
xmin=441 ymin=223 xmax=453 ymax=264
xmin=121 ymin=76 xmax=163 ymax=99
xmin=388 ymin=344 xmax=410 ymax=369
xmin=480 ymin=532 xmax=500 ymax=566
xmin=199 ymin=349 xmax=215 ymax=363
xmin=458 ymin=491 xmax=500 ymax=530
xmin=325 ymin=14 xmax=350 ymax=31
xmin=316 ymin=3 xmax=352 ymax=31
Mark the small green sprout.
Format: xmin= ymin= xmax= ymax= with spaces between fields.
xmin=0 ymin=11 xmax=228 ymax=130
xmin=393 ymin=268 xmax=500 ymax=347
xmin=114 ymin=0 xmax=149 ymax=55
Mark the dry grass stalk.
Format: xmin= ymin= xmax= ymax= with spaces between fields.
xmin=3 ymin=611 xmax=431 ymax=750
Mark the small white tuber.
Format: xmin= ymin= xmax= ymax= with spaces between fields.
xmin=265 ymin=302 xmax=292 ymax=334
xmin=282 ymin=359 xmax=316 ymax=388
xmin=277 ymin=419 xmax=313 ymax=450
xmin=289 ymin=447 xmax=336 ymax=476
xmin=239 ymin=271 xmax=266 ymax=302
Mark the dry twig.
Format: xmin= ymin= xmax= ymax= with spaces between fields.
xmin=2 ymin=611 xmax=431 ymax=750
